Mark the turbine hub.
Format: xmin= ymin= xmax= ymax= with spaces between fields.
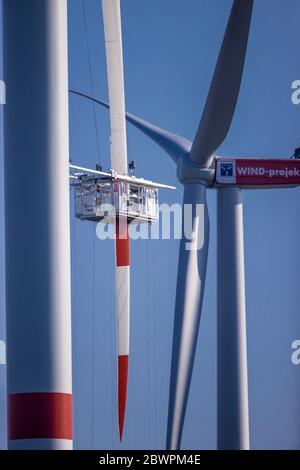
xmin=177 ymin=154 xmax=215 ymax=186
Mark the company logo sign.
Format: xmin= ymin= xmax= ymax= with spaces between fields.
xmin=216 ymin=159 xmax=236 ymax=184
xmin=216 ymin=159 xmax=300 ymax=187
xmin=220 ymin=163 xmax=234 ymax=177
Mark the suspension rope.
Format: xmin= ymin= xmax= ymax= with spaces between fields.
xmin=152 ymin=238 xmax=158 ymax=448
xmin=146 ymin=235 xmax=152 ymax=449
xmin=109 ymin=241 xmax=115 ymax=449
xmin=82 ymin=0 xmax=102 ymax=165
xmin=81 ymin=0 xmax=103 ymax=448
xmin=147 ymin=235 xmax=159 ymax=449
xmin=91 ymin=225 xmax=96 ymax=449
xmin=71 ymin=198 xmax=79 ymax=449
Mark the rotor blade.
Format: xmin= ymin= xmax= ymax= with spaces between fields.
xmin=102 ymin=0 xmax=130 ymax=440
xmin=123 ymin=113 xmax=191 ymax=164
xmin=167 ymin=183 xmax=209 ymax=450
xmin=69 ymin=89 xmax=192 ymax=163
xmin=102 ymin=0 xmax=128 ymax=173
xmin=190 ymin=0 xmax=253 ymax=166
xmin=115 ymin=217 xmax=130 ymax=441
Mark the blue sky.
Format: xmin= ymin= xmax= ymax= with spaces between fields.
xmin=1 ymin=0 xmax=300 ymax=450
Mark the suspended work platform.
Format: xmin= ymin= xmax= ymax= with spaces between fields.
xmin=70 ymin=164 xmax=175 ymax=224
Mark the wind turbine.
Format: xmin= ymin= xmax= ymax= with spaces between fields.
xmin=71 ymin=0 xmax=253 ymax=448
xmin=71 ymin=0 xmax=300 ymax=451
xmin=70 ymin=0 xmax=174 ymax=441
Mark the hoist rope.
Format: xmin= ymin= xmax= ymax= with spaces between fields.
xmin=81 ymin=0 xmax=102 ymax=449
xmin=77 ymin=0 xmax=161 ymax=449
xmin=152 ymin=239 xmax=158 ymax=448
xmin=146 ymin=236 xmax=152 ymax=449
xmin=82 ymin=0 xmax=102 ymax=165
xmin=71 ymin=203 xmax=79 ymax=449
xmin=91 ymin=224 xmax=96 ymax=449
xmin=109 ymin=241 xmax=115 ymax=449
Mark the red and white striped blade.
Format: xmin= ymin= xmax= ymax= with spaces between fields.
xmin=102 ymin=0 xmax=130 ymax=440
xmin=115 ymin=218 xmax=130 ymax=440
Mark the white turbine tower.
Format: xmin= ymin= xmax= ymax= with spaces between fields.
xmin=3 ymin=0 xmax=73 ymax=450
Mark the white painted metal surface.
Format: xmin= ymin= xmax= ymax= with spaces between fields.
xmin=74 ymin=180 xmax=159 ymax=223
xmin=102 ymin=0 xmax=128 ymax=174
xmin=116 ymin=266 xmax=130 ymax=357
xmin=70 ymin=163 xmax=176 ymax=189
xmin=8 ymin=439 xmax=73 ymax=451
xmin=217 ymin=188 xmax=249 ymax=450
xmin=3 ymin=0 xmax=72 ymax=449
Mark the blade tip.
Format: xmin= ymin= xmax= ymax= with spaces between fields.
xmin=119 ymin=425 xmax=124 ymax=442
xmin=118 ymin=355 xmax=129 ymax=442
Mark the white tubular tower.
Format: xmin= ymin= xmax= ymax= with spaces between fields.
xmin=217 ymin=188 xmax=249 ymax=450
xmin=3 ymin=0 xmax=73 ymax=450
